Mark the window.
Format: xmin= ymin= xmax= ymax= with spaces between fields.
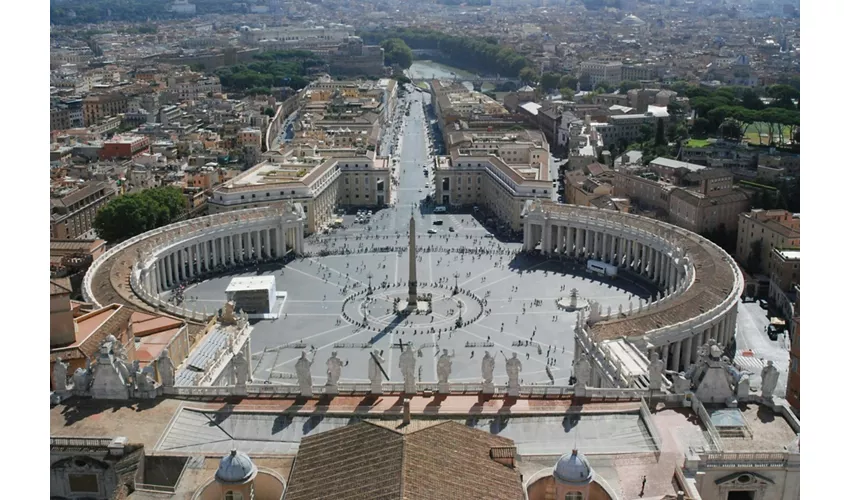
xmin=225 ymin=492 xmax=244 ymax=500
xmin=68 ymin=473 xmax=99 ymax=493
xmin=565 ymin=493 xmax=583 ymax=500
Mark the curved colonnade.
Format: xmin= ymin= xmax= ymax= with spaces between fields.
xmin=522 ymin=201 xmax=744 ymax=388
xmin=82 ymin=205 xmax=306 ymax=322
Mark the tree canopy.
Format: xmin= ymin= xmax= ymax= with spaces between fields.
xmin=357 ymin=27 xmax=531 ymax=79
xmin=93 ymin=186 xmax=186 ymax=243
xmin=380 ymin=38 xmax=414 ymax=69
xmin=214 ymin=51 xmax=322 ymax=93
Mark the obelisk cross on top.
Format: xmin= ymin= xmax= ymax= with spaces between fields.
xmin=408 ymin=213 xmax=417 ymax=304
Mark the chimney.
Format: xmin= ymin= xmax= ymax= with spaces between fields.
xmin=490 ymin=446 xmax=517 ymax=468
xmin=403 ymin=398 xmax=411 ymax=425
xmin=677 ymin=492 xmax=685 ymax=500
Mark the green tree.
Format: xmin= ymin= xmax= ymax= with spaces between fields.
xmin=263 ymin=107 xmax=275 ymax=117
xmin=639 ymin=123 xmax=655 ymax=143
xmin=539 ymin=72 xmax=563 ymax=91
xmin=619 ymin=80 xmax=642 ymax=93
xmin=559 ymin=75 xmax=579 ymax=90
xmin=655 ymin=119 xmax=666 ymax=146
xmin=594 ymin=81 xmax=610 ymax=93
xmin=93 ymin=186 xmax=186 ymax=243
xmin=559 ymin=88 xmax=575 ymax=101
xmin=381 ymin=38 xmax=414 ymax=69
xmin=519 ymin=67 xmax=539 ymax=85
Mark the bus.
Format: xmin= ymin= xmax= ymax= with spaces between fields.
xmin=587 ymin=260 xmax=617 ymax=278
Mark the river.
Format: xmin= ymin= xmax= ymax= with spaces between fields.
xmin=406 ymin=60 xmax=495 ymax=92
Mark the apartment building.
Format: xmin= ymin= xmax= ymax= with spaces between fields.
xmin=208 ymin=150 xmax=391 ymax=234
xmin=736 ymin=209 xmax=801 ymax=273
xmin=595 ymin=109 xmax=669 ymax=145
xmin=564 ymin=167 xmax=615 ymax=207
xmin=433 ymin=131 xmax=552 ymax=231
xmin=82 ymin=93 xmax=128 ymax=127
xmin=578 ymin=60 xmax=623 ymax=87
xmin=786 ymin=291 xmax=800 ymax=414
xmin=99 ymin=135 xmax=151 ymax=160
xmin=767 ymin=248 xmax=800 ymax=319
xmin=169 ymin=75 xmax=221 ymax=100
xmin=50 ymin=181 xmax=117 ymax=239
xmin=667 ymin=169 xmax=750 ymax=234
xmin=51 ymin=108 xmax=71 ymax=131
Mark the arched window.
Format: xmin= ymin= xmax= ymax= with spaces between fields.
xmin=565 ymin=493 xmax=582 ymax=500
xmin=225 ymin=491 xmax=243 ymax=500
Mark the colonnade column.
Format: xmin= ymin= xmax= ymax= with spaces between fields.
xmin=671 ymin=341 xmax=682 ymax=372
xmin=557 ymin=225 xmax=564 ymax=255
xmin=662 ymin=343 xmax=670 ymax=370
xmin=566 ymin=227 xmax=574 ymax=255
xmin=682 ymin=336 xmax=693 ymax=369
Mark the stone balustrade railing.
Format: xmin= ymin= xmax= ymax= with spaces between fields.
xmin=700 ymin=452 xmax=789 ymax=468
xmin=50 ymin=437 xmax=114 ymax=448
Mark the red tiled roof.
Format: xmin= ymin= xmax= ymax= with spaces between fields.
xmin=285 ymin=421 xmax=524 ymax=500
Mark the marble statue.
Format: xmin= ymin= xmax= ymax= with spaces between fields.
xmin=326 ymin=352 xmax=343 ymax=386
xmin=295 ymin=351 xmax=314 ymax=395
xmin=72 ymin=366 xmax=92 ymax=396
xmin=112 ymin=337 xmax=128 ymax=361
xmin=53 ymin=358 xmax=69 ymax=392
xmin=506 ymin=353 xmax=522 ymax=395
xmin=760 ymin=360 xmax=780 ymax=400
xmin=670 ymin=372 xmax=691 ymax=394
xmin=158 ymin=349 xmax=175 ymax=388
xmin=481 ymin=351 xmax=495 ymax=385
xmin=737 ymin=372 xmax=751 ymax=400
xmin=368 ymin=350 xmax=385 ymax=393
xmin=648 ymin=350 xmax=665 ymax=390
xmin=437 ymin=349 xmax=454 ymax=384
xmin=136 ymin=366 xmax=156 ymax=393
xmin=574 ymin=352 xmax=592 ymax=388
xmin=232 ymin=350 xmax=250 ymax=386
xmin=399 ymin=345 xmax=417 ymax=394
xmin=221 ymin=301 xmax=236 ymax=325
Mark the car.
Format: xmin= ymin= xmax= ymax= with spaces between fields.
xmin=484 ymin=234 xmax=494 ymax=238
xmin=448 ymin=227 xmax=455 ymax=232
xmin=758 ymin=299 xmax=768 ymax=310
xmin=427 ymin=228 xmax=438 ymax=234
xmin=433 ymin=220 xmax=443 ymax=225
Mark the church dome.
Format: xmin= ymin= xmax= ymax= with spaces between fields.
xmin=554 ymin=450 xmax=593 ymax=485
xmin=623 ymin=14 xmax=646 ymax=26
xmin=216 ymin=449 xmax=257 ymax=484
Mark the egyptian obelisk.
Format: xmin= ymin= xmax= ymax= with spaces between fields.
xmin=408 ymin=214 xmax=417 ymax=305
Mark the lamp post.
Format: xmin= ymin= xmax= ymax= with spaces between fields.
xmin=367 ymin=272 xmax=374 ymax=294
xmin=453 ymin=271 xmax=460 ymax=295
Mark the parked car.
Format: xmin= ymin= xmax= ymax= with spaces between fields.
xmin=427 ymin=228 xmax=438 ymax=234
xmin=758 ymin=299 xmax=768 ymax=310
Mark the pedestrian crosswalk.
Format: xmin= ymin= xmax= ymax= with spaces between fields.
xmin=734 ymin=350 xmax=765 ymax=373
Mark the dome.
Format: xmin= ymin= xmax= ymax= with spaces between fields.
xmin=623 ymin=14 xmax=646 ymax=26
xmin=554 ymin=450 xmax=593 ymax=485
xmin=216 ymin=449 xmax=257 ymax=484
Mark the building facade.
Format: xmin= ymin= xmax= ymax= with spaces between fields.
xmin=735 ymin=210 xmax=800 ymax=274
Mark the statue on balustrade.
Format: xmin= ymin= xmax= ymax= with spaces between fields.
xmin=647 ymin=350 xmax=665 ymax=391
xmin=505 ymin=352 xmax=523 ymax=394
xmin=399 ymin=345 xmax=417 ymax=394
xmin=53 ymin=357 xmax=69 ymax=392
xmin=481 ymin=351 xmax=495 ymax=385
xmin=158 ymin=349 xmax=175 ymax=388
xmin=326 ymin=352 xmax=343 ymax=387
xmin=368 ymin=350 xmax=385 ymax=393
xmin=295 ymin=350 xmax=315 ymax=396
xmin=760 ymin=360 xmax=780 ymax=401
xmin=233 ymin=350 xmax=250 ymax=386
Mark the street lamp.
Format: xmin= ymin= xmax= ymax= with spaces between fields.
xmin=367 ymin=272 xmax=374 ymax=294
xmin=453 ymin=271 xmax=460 ymax=294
